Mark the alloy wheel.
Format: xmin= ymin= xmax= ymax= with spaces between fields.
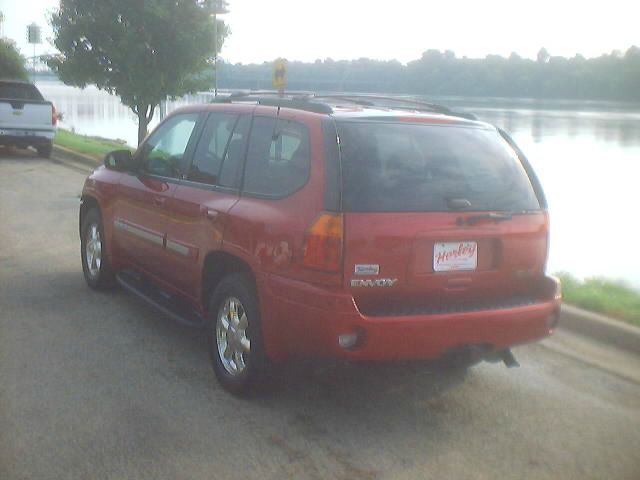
xmin=216 ymin=296 xmax=251 ymax=376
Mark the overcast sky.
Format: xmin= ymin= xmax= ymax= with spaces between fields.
xmin=1 ymin=0 xmax=637 ymax=64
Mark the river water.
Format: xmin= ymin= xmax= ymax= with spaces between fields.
xmin=36 ymin=81 xmax=640 ymax=287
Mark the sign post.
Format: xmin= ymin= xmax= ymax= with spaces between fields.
xmin=272 ymin=58 xmax=288 ymax=96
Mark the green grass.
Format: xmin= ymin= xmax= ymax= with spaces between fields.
xmin=54 ymin=128 xmax=132 ymax=160
xmin=556 ymin=272 xmax=640 ymax=327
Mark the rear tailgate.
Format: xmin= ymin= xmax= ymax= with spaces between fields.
xmin=0 ymin=100 xmax=54 ymax=131
xmin=344 ymin=211 xmax=548 ymax=315
xmin=0 ymin=82 xmax=54 ymax=134
xmin=337 ymin=118 xmax=549 ymax=315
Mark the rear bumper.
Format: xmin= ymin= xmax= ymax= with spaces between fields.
xmin=261 ymin=275 xmax=561 ymax=361
xmin=0 ymin=128 xmax=55 ymax=146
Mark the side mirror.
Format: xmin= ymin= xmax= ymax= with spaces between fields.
xmin=104 ymin=149 xmax=135 ymax=172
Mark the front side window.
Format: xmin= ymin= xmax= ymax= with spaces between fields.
xmin=242 ymin=116 xmax=311 ymax=196
xmin=139 ymin=113 xmax=199 ymax=178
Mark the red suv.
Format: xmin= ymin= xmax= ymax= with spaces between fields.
xmin=80 ymin=94 xmax=561 ymax=394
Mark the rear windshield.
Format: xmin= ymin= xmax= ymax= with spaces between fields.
xmin=0 ymin=82 xmax=44 ymax=101
xmin=336 ymin=121 xmax=540 ymax=212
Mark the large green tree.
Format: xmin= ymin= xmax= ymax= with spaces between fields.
xmin=49 ymin=0 xmax=228 ymax=144
xmin=0 ymin=38 xmax=29 ymax=81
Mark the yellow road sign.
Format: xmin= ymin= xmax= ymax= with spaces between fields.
xmin=272 ymin=58 xmax=288 ymax=89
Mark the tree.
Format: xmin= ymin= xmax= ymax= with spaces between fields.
xmin=49 ymin=0 xmax=228 ymax=144
xmin=220 ymin=46 xmax=640 ymax=102
xmin=537 ymin=48 xmax=550 ymax=64
xmin=0 ymin=38 xmax=29 ymax=81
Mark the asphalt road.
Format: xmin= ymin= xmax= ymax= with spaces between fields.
xmin=1 ymin=148 xmax=639 ymax=480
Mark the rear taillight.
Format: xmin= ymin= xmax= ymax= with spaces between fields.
xmin=303 ymin=212 xmax=343 ymax=272
xmin=52 ymin=105 xmax=58 ymax=126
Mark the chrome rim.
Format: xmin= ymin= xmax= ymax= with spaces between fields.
xmin=85 ymin=224 xmax=102 ymax=278
xmin=216 ymin=296 xmax=251 ymax=376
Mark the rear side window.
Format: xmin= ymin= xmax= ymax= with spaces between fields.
xmin=336 ymin=121 xmax=540 ymax=212
xmin=188 ymin=113 xmax=238 ymax=185
xmin=0 ymin=82 xmax=44 ymax=101
xmin=242 ymin=116 xmax=310 ymax=197
xmin=218 ymin=115 xmax=251 ymax=188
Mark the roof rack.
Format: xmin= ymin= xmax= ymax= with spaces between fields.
xmin=211 ymin=90 xmax=333 ymax=114
xmin=210 ymin=90 xmax=476 ymax=120
xmin=313 ymin=94 xmax=477 ymax=120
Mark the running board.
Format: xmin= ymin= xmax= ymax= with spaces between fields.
xmin=116 ymin=271 xmax=206 ymax=328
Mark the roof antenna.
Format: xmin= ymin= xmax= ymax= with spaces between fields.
xmin=272 ymin=97 xmax=282 ymax=143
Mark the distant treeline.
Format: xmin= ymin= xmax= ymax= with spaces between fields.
xmin=216 ymin=47 xmax=640 ymax=101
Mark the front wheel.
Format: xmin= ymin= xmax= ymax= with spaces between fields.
xmin=80 ymin=208 xmax=115 ymax=289
xmin=208 ymin=273 xmax=270 ymax=395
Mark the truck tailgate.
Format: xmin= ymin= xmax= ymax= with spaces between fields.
xmin=0 ymin=100 xmax=54 ymax=132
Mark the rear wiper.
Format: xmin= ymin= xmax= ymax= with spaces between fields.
xmin=457 ymin=212 xmax=513 ymax=226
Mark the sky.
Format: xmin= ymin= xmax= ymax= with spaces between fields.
xmin=0 ymin=0 xmax=637 ymax=64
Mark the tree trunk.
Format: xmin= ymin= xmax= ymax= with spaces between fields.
xmin=137 ymin=110 xmax=148 ymax=146
xmin=134 ymin=103 xmax=156 ymax=145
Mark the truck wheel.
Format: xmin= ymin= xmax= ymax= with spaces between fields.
xmin=81 ymin=208 xmax=115 ymax=289
xmin=208 ymin=273 xmax=270 ymax=395
xmin=37 ymin=142 xmax=52 ymax=158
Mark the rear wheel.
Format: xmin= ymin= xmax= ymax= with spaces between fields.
xmin=81 ymin=208 xmax=115 ymax=289
xmin=208 ymin=273 xmax=270 ymax=395
xmin=36 ymin=141 xmax=52 ymax=158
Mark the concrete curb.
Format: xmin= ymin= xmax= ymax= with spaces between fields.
xmin=52 ymin=145 xmax=101 ymax=169
xmin=559 ymin=304 xmax=640 ymax=355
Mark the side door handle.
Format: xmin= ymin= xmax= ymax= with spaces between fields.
xmin=200 ymin=207 xmax=220 ymax=223
xmin=154 ymin=195 xmax=167 ymax=207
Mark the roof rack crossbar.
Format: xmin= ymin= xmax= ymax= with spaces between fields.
xmin=256 ymin=97 xmax=333 ymax=114
xmin=210 ymin=91 xmax=333 ymax=114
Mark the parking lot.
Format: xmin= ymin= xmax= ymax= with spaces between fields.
xmin=1 ymin=148 xmax=639 ymax=480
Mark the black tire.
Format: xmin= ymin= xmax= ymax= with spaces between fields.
xmin=37 ymin=142 xmax=52 ymax=158
xmin=80 ymin=208 xmax=115 ymax=289
xmin=207 ymin=273 xmax=270 ymax=396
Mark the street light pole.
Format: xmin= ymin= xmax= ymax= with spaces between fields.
xmin=207 ymin=0 xmax=229 ymax=97
xmin=213 ymin=11 xmax=218 ymax=96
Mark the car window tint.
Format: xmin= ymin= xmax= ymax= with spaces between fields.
xmin=242 ymin=116 xmax=310 ymax=196
xmin=337 ymin=121 xmax=540 ymax=212
xmin=218 ymin=115 xmax=251 ymax=188
xmin=140 ymin=113 xmax=199 ymax=178
xmin=188 ymin=113 xmax=238 ymax=185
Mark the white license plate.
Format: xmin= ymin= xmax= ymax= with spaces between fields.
xmin=433 ymin=241 xmax=478 ymax=272
xmin=0 ymin=130 xmax=30 ymax=137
